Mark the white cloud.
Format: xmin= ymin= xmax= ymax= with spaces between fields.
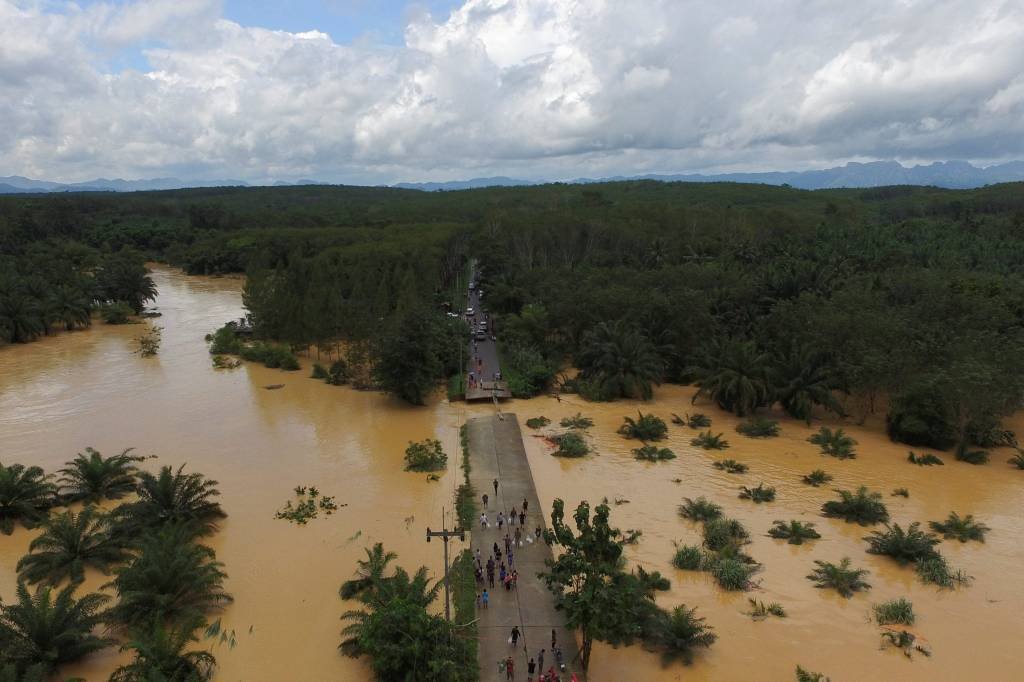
xmin=0 ymin=0 xmax=1022 ymax=183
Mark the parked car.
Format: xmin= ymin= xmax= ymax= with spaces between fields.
xmin=466 ymin=307 xmax=474 ymax=316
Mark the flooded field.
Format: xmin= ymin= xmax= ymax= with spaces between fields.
xmin=2 ymin=266 xmax=1023 ymax=681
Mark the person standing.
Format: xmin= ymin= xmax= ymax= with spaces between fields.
xmin=519 ymin=510 xmax=526 ymax=526
xmin=537 ymin=649 xmax=545 ymax=673
xmin=493 ymin=478 xmax=499 ymax=496
xmin=482 ymin=589 xmax=489 ymax=608
xmin=527 ymin=657 xmax=536 ymax=682
xmin=483 ymin=493 xmax=489 ymax=507
xmin=510 ymin=626 xmax=520 ymax=647
xmin=505 ymin=656 xmax=515 ymax=680
xmin=523 ymin=497 xmax=529 ymax=513
xmin=551 ymin=629 xmax=557 ymax=649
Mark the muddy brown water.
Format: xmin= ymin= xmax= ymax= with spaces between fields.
xmin=2 ymin=266 xmax=1022 ymax=680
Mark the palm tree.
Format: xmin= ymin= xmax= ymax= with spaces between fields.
xmin=109 ymin=614 xmax=216 ymax=682
xmin=767 ymin=520 xmax=821 ymax=545
xmin=105 ymin=524 xmax=232 ymax=627
xmin=58 ymin=447 xmax=144 ymax=504
xmin=339 ymin=542 xmax=398 ymax=600
xmin=864 ymin=523 xmax=941 ymax=564
xmin=112 ymin=464 xmax=226 ymax=540
xmin=0 ymin=582 xmax=113 ymax=675
xmin=0 ymin=463 xmax=56 ymax=535
xmin=646 ymin=605 xmax=717 ymax=665
xmin=677 ymin=497 xmax=722 ymax=522
xmin=16 ymin=508 xmax=129 ymax=586
xmin=576 ymin=320 xmax=664 ymax=400
xmin=771 ymin=346 xmax=846 ymax=423
xmin=821 ymin=486 xmax=889 ymax=525
xmin=806 ymin=557 xmax=871 ymax=598
xmin=97 ymin=252 xmax=158 ymax=314
xmin=47 ymin=285 xmax=92 ymax=332
xmin=690 ymin=338 xmax=772 ymax=416
xmin=0 ymin=292 xmax=45 ymax=343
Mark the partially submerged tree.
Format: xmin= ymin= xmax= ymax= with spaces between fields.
xmin=618 ymin=412 xmax=668 ymax=441
xmin=864 ymin=523 xmax=941 ymax=565
xmin=677 ymin=497 xmax=722 ymax=522
xmin=690 ymin=338 xmax=772 ymax=416
xmin=929 ymin=512 xmax=989 ymax=543
xmin=576 ymin=320 xmax=664 ymax=400
xmin=17 ymin=508 xmax=129 ymax=586
xmin=57 ymin=447 xmax=144 ymax=504
xmin=808 ymin=427 xmax=857 ymax=459
xmin=821 ymin=487 xmax=889 ymax=525
xmin=112 ymin=464 xmax=226 ymax=540
xmin=0 ymin=463 xmax=56 ymax=535
xmin=806 ymin=558 xmax=871 ymax=598
xmin=110 ymin=614 xmax=217 ymax=682
xmin=767 ymin=520 xmax=821 ymax=545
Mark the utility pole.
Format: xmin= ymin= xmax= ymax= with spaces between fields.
xmin=426 ymin=508 xmax=465 ymax=622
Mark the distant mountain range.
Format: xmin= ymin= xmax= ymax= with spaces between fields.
xmin=2 ymin=160 xmax=1024 ymax=195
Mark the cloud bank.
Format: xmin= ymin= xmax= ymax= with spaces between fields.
xmin=2 ymin=0 xmax=1023 ymax=183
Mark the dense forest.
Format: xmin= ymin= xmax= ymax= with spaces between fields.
xmin=2 ymin=180 xmax=1023 ymax=452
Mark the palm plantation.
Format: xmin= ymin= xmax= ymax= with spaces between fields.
xmin=113 ymin=464 xmax=226 ymax=539
xmin=690 ymin=338 xmax=772 ymax=416
xmin=0 ymin=463 xmax=56 ymax=535
xmin=772 ymin=346 xmax=846 ymax=422
xmin=110 ymin=615 xmax=217 ymax=682
xmin=17 ymin=508 xmax=129 ymax=585
xmin=58 ymin=447 xmax=144 ymax=504
xmin=576 ymin=320 xmax=664 ymax=400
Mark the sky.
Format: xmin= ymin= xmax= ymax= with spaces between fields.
xmin=2 ymin=0 xmax=1023 ymax=184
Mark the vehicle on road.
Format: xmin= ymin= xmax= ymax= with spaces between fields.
xmin=466 ymin=307 xmax=474 ymax=315
xmin=475 ymin=331 xmax=487 ymax=340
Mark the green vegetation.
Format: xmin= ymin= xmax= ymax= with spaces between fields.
xmin=618 ymin=411 xmax=668 ymax=441
xmin=801 ymin=469 xmax=832 ymax=486
xmin=110 ymin=614 xmax=217 ymax=682
xmin=808 ymin=427 xmax=857 ymax=459
xmin=736 ymin=417 xmax=780 ymax=438
xmin=746 ymin=599 xmax=786 ymax=620
xmin=403 ymin=439 xmax=448 ymax=472
xmin=16 ymin=508 xmax=129 ymax=585
xmin=891 ymin=487 xmax=909 ymax=498
xmin=576 ymin=320 xmax=663 ymax=400
xmin=880 ymin=628 xmax=932 ymax=659
xmin=560 ymin=413 xmax=594 ymax=429
xmin=0 ymin=463 xmax=55 ymax=535
xmin=274 ymin=485 xmax=339 ymax=524
xmin=914 ymin=555 xmax=971 ymax=588
xmin=312 ymin=360 xmax=348 ymax=386
xmin=690 ymin=430 xmax=730 ymax=450
xmin=525 ymin=416 xmax=551 ymax=429
xmin=701 ymin=517 xmax=750 ymax=553
xmin=930 ymin=512 xmax=989 ymax=542
xmin=907 ymin=451 xmax=943 ymax=466
xmin=135 ymin=325 xmax=162 ymax=357
xmin=821 ymin=486 xmax=889 ymax=525
xmin=806 ymin=558 xmax=871 ymax=598
xmin=874 ymin=598 xmax=915 ymax=625
xmin=712 ymin=459 xmax=747 ymax=474
xmin=767 ymin=520 xmax=821 ymax=545
xmin=796 ymin=666 xmax=831 ymax=682
xmin=112 ymin=464 xmax=226 ymax=540
xmin=738 ymin=483 xmax=776 ymax=503
xmin=689 ymin=338 xmax=771 ymax=417
xmin=954 ymin=440 xmax=989 ymax=465
xmin=540 ymin=499 xmax=715 ymax=669
xmin=677 ymin=497 xmax=722 ymax=522
xmin=633 ymin=445 xmax=676 ymax=461
xmin=671 ymin=545 xmax=706 ymax=570
xmin=238 ymin=341 xmax=301 ymax=371
xmin=1007 ymin=449 xmax=1024 ymax=469
xmin=550 ymin=431 xmax=590 ymax=458
xmin=57 ymin=447 xmax=144 ymax=504
xmin=865 ymin=523 xmax=941 ymax=565
xmin=673 ymin=413 xmax=711 ymax=428
xmin=711 ymin=558 xmax=755 ymax=591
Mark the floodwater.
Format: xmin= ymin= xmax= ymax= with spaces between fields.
xmin=2 ymin=266 xmax=1023 ymax=681
xmin=0 ymin=267 xmax=466 ymax=681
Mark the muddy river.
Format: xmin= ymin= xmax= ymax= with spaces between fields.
xmin=2 ymin=266 xmax=1022 ymax=680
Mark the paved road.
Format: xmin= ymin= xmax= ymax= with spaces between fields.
xmin=464 ymin=269 xmax=509 ymax=400
xmin=466 ymin=415 xmax=584 ymax=681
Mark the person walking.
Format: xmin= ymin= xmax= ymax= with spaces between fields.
xmin=497 ymin=511 xmax=505 ymax=529
xmin=510 ymin=626 xmax=520 ymax=648
xmin=551 ymin=629 xmax=557 ymax=649
xmin=505 ymin=656 xmax=515 ymax=680
xmin=537 ymin=649 xmax=545 ymax=673
xmin=523 ymin=497 xmax=528 ymax=513
xmin=514 ymin=527 xmax=522 ymax=546
xmin=493 ymin=478 xmax=499 ymax=496
xmin=482 ymin=589 xmax=489 ymax=608
xmin=528 ymin=657 xmax=536 ymax=682
xmin=483 ymin=493 xmax=489 ymax=507
xmin=519 ymin=510 xmax=525 ymax=526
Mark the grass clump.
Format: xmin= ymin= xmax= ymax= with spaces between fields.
xmin=671 ymin=544 xmax=706 ymax=570
xmin=559 ymin=413 xmax=593 ymax=429
xmin=550 ymin=431 xmax=589 ymax=458
xmin=864 ymin=523 xmax=940 ymax=565
xmin=767 ymin=520 xmax=821 ymax=545
xmin=618 ymin=412 xmax=668 ymax=441
xmin=738 ymin=483 xmax=776 ymax=503
xmin=403 ymin=439 xmax=448 ymax=472
xmin=710 ymin=558 xmax=754 ymax=591
xmin=736 ymin=417 xmax=780 ymax=438
xmin=808 ymin=427 xmax=856 ymax=459
xmin=929 ymin=512 xmax=989 ymax=542
xmin=907 ymin=451 xmax=943 ymax=466
xmin=691 ymin=431 xmax=729 ymax=450
xmin=746 ymin=598 xmax=786 ymax=620
xmin=712 ymin=459 xmax=747 ymax=474
xmin=807 ymin=557 xmax=871 ymax=598
xmin=525 ymin=416 xmax=551 ymax=429
xmin=914 ymin=555 xmax=971 ymax=588
xmin=702 ymin=517 xmax=750 ymax=553
xmin=874 ymin=598 xmax=915 ymax=625
xmin=821 ymin=486 xmax=889 ymax=525
xmin=801 ymin=469 xmax=832 ymax=487
xmin=678 ymin=497 xmax=722 ymax=522
xmin=633 ymin=445 xmax=676 ymax=461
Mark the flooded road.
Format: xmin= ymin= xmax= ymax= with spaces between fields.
xmin=2 ymin=266 xmax=1022 ymax=680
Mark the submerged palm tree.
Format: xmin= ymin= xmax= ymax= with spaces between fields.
xmin=47 ymin=285 xmax=92 ymax=332
xmin=105 ymin=524 xmax=232 ymax=627
xmin=339 ymin=543 xmax=399 ymax=601
xmin=0 ymin=292 xmax=46 ymax=343
xmin=109 ymin=615 xmax=216 ymax=682
xmin=0 ymin=463 xmax=56 ymax=535
xmin=690 ymin=338 xmax=772 ymax=417
xmin=646 ymin=605 xmax=717 ymax=665
xmin=576 ymin=320 xmax=664 ymax=400
xmin=112 ymin=464 xmax=226 ymax=539
xmin=58 ymin=447 xmax=144 ymax=504
xmin=17 ymin=508 xmax=129 ymax=586
xmin=771 ymin=346 xmax=846 ymax=423
xmin=0 ymin=582 xmax=113 ymax=675
xmin=767 ymin=520 xmax=821 ymax=545
xmin=807 ymin=557 xmax=871 ymax=598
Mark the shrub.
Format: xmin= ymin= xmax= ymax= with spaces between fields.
xmin=806 ymin=557 xmax=871 ymax=598
xmin=738 ymin=483 xmax=776 ymax=503
xmin=954 ymin=441 xmax=988 ymax=465
xmin=746 ymin=599 xmax=786 ymax=620
xmin=135 ymin=326 xmax=162 ymax=357
xmin=702 ymin=517 xmax=749 ymax=553
xmin=100 ymin=302 xmax=134 ymax=324
xmin=525 ymin=416 xmax=551 ymax=429
xmin=403 ymin=439 xmax=448 ymax=472
xmin=206 ymin=325 xmax=242 ymax=354
xmin=618 ymin=412 xmax=668 ymax=441
xmin=710 ymin=557 xmax=752 ymax=591
xmin=796 ymin=666 xmax=830 ymax=682
xmin=311 ymin=363 xmax=329 ymax=380
xmin=915 ymin=554 xmax=971 ymax=588
xmin=885 ymin=387 xmax=958 ymax=450
xmin=678 ymin=497 xmax=722 ymax=522
xmin=907 ymin=451 xmax=943 ymax=466
xmin=633 ymin=445 xmax=676 ymax=461
xmin=1008 ymin=449 xmax=1024 ymax=469
xmin=821 ymin=487 xmax=889 ymax=525
xmin=808 ymin=427 xmax=856 ymax=459
xmin=864 ymin=523 xmax=940 ymax=565
xmin=891 ymin=487 xmax=909 ymax=498
xmin=550 ymin=431 xmax=589 ymax=458
xmin=767 ymin=520 xmax=821 ymax=545
xmin=874 ymin=598 xmax=915 ymax=625
xmin=736 ymin=417 xmax=780 ymax=438
xmin=712 ymin=459 xmax=747 ymax=474
xmin=929 ymin=512 xmax=989 ymax=542
xmin=671 ymin=545 xmax=705 ymax=570
xmin=326 ymin=360 xmax=348 ymax=385
xmin=559 ymin=413 xmax=593 ymax=429
xmin=801 ymin=469 xmax=832 ymax=486
xmin=240 ymin=342 xmax=300 ymax=371
xmin=687 ymin=413 xmax=711 ymax=428
xmin=691 ymin=431 xmax=729 ymax=450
